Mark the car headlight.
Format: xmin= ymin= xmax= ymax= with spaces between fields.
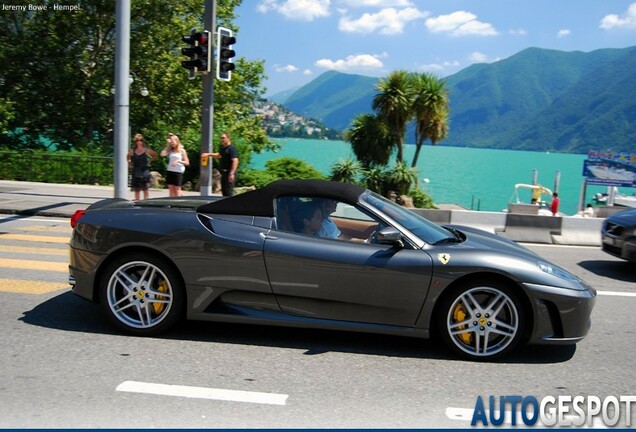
xmin=538 ymin=261 xmax=579 ymax=282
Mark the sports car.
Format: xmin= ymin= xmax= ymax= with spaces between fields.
xmin=601 ymin=207 xmax=636 ymax=263
xmin=69 ymin=179 xmax=596 ymax=360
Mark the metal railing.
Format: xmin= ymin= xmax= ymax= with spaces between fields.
xmin=0 ymin=151 xmax=114 ymax=185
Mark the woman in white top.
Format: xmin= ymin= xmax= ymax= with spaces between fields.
xmin=160 ymin=133 xmax=190 ymax=197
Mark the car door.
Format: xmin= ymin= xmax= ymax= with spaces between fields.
xmin=262 ymin=198 xmax=433 ymax=327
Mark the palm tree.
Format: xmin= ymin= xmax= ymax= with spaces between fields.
xmin=330 ymin=158 xmax=363 ymax=184
xmin=387 ymin=162 xmax=419 ymax=196
xmin=410 ymin=73 xmax=449 ymax=167
xmin=345 ymin=114 xmax=393 ymax=168
xmin=373 ymin=70 xmax=414 ymax=164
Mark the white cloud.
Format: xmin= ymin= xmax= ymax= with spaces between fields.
xmin=257 ymin=0 xmax=331 ymax=21
xmin=340 ymin=0 xmax=413 ymax=7
xmin=469 ymin=51 xmax=488 ymax=63
xmin=419 ymin=60 xmax=460 ymax=73
xmin=509 ymin=28 xmax=527 ymax=36
xmin=425 ymin=10 xmax=498 ymax=36
xmin=315 ymin=53 xmax=384 ymax=71
xmin=303 ymin=69 xmax=313 ymax=75
xmin=339 ymin=7 xmax=428 ymax=35
xmin=557 ymin=29 xmax=571 ymax=38
xmin=600 ymin=2 xmax=636 ymax=29
xmin=275 ymin=65 xmax=299 ymax=72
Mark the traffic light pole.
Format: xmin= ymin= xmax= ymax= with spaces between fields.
xmin=199 ymin=0 xmax=216 ymax=196
xmin=113 ymin=0 xmax=131 ymax=199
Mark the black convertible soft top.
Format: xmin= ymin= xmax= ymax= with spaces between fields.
xmin=197 ymin=179 xmax=366 ymax=217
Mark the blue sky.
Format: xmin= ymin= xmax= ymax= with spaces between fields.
xmin=234 ymin=0 xmax=636 ymax=96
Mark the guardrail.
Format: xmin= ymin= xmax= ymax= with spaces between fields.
xmin=0 ymin=151 xmax=114 ymax=185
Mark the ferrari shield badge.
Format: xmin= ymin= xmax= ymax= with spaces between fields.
xmin=438 ymin=253 xmax=451 ymax=265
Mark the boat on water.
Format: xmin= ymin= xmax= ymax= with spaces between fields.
xmin=506 ymin=183 xmax=555 ymax=215
xmin=593 ymin=187 xmax=636 ymax=208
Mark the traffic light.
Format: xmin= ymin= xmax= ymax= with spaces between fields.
xmin=216 ymin=26 xmax=236 ymax=81
xmin=181 ymin=29 xmax=211 ymax=79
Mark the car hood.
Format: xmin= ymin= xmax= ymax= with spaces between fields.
xmin=607 ymin=208 xmax=636 ymax=226
xmin=445 ymin=224 xmax=541 ymax=261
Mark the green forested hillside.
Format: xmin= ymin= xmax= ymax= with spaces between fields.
xmin=280 ymin=46 xmax=636 ymax=154
xmin=284 ymin=70 xmax=378 ymax=131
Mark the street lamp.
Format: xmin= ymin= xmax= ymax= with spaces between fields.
xmin=110 ymin=72 xmax=149 ymax=96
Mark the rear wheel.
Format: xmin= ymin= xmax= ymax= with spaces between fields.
xmin=437 ymin=281 xmax=525 ymax=360
xmin=99 ymin=252 xmax=184 ymax=336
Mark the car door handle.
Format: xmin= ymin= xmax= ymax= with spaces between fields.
xmin=259 ymin=232 xmax=278 ymax=240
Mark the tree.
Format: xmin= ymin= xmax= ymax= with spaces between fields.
xmin=372 ymin=70 xmax=413 ymax=164
xmin=410 ymin=73 xmax=449 ymax=167
xmin=345 ymin=114 xmax=393 ymax=168
xmin=0 ymin=0 xmax=271 ymax=167
xmin=330 ymin=158 xmax=362 ymax=184
xmin=387 ymin=162 xmax=418 ymax=196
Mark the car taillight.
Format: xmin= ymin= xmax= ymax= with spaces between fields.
xmin=70 ymin=209 xmax=86 ymax=228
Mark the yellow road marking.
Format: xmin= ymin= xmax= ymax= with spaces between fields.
xmin=0 ymin=258 xmax=67 ymax=272
xmin=18 ymin=225 xmax=72 ymax=233
xmin=0 ymin=244 xmax=67 ymax=256
xmin=0 ymin=233 xmax=69 ymax=244
xmin=0 ymin=278 xmax=67 ymax=294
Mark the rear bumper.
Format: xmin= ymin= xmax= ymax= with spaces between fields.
xmin=69 ymin=247 xmax=102 ymax=302
xmin=524 ymin=282 xmax=596 ymax=345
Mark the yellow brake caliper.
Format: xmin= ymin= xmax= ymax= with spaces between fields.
xmin=453 ymin=303 xmax=473 ymax=345
xmin=152 ymin=280 xmax=169 ymax=315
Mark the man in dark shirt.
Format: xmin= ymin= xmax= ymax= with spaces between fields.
xmin=202 ymin=132 xmax=239 ymax=196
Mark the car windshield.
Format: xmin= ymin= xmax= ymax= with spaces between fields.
xmin=362 ymin=191 xmax=458 ymax=245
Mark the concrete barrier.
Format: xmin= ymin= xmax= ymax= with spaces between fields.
xmin=449 ymin=210 xmax=506 ymax=234
xmin=408 ymin=208 xmax=603 ymax=246
xmin=551 ymin=217 xmax=603 ymax=246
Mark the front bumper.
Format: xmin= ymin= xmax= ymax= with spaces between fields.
xmin=601 ymin=233 xmax=636 ymax=262
xmin=524 ymin=282 xmax=596 ymax=345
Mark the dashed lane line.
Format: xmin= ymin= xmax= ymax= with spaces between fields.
xmin=116 ymin=381 xmax=289 ymax=406
xmin=596 ymin=290 xmax=636 ymax=298
xmin=0 ymin=278 xmax=68 ymax=294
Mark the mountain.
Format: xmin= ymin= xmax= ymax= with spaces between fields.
xmin=268 ymin=87 xmax=300 ymax=104
xmin=279 ymin=46 xmax=636 ymax=153
xmin=284 ymin=70 xmax=378 ymax=131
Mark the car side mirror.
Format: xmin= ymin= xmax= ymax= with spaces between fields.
xmin=376 ymin=227 xmax=404 ymax=248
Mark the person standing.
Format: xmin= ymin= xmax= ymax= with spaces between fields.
xmin=202 ymin=132 xmax=239 ymax=196
xmin=128 ymin=133 xmax=158 ymax=201
xmin=550 ymin=192 xmax=560 ymax=216
xmin=160 ymin=133 xmax=189 ymax=197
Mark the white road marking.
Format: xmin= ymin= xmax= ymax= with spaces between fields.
xmin=596 ymin=290 xmax=636 ymax=298
xmin=116 ymin=380 xmax=288 ymax=405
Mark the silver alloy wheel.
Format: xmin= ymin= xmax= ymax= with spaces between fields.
xmin=446 ymin=286 xmax=519 ymax=357
xmin=106 ymin=260 xmax=173 ymax=329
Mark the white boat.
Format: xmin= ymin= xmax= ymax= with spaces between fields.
xmin=507 ymin=184 xmax=554 ymax=215
xmin=593 ymin=187 xmax=636 ymax=208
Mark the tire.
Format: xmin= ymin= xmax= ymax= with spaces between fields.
xmin=437 ymin=280 xmax=525 ymax=361
xmin=99 ymin=252 xmax=185 ymax=336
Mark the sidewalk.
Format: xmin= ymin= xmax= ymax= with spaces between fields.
xmin=0 ymin=180 xmax=201 ymax=218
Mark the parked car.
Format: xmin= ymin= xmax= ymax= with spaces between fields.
xmin=601 ymin=207 xmax=636 ymax=263
xmin=68 ymin=179 xmax=596 ymax=361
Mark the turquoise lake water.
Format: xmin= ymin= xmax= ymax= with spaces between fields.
xmin=249 ymin=138 xmax=611 ymax=216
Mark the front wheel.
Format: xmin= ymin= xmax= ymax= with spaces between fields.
xmin=437 ymin=281 xmax=525 ymax=360
xmin=99 ymin=252 xmax=185 ymax=336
